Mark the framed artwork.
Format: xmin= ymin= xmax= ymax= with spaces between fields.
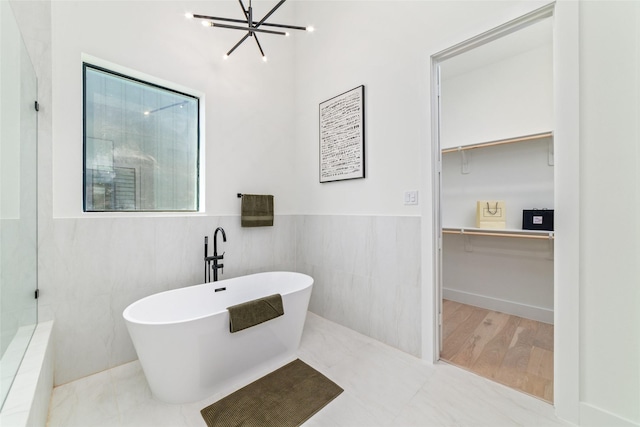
xmin=319 ymin=85 xmax=365 ymax=183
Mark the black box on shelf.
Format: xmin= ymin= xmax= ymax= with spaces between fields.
xmin=522 ymin=209 xmax=554 ymax=231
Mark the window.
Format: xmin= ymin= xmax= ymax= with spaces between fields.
xmin=83 ymin=63 xmax=200 ymax=212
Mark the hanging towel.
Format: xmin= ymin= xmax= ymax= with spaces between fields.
xmin=227 ymin=294 xmax=284 ymax=333
xmin=241 ymin=194 xmax=274 ymax=227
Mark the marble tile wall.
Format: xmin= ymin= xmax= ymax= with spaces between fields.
xmin=295 ymin=215 xmax=422 ymax=358
xmin=8 ymin=0 xmax=425 ymax=393
xmin=38 ymin=215 xmax=297 ymax=386
xmin=40 ymin=213 xmax=422 ymax=386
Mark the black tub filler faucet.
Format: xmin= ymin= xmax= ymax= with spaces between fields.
xmin=204 ymin=227 xmax=227 ymax=282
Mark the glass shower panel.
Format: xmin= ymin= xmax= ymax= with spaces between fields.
xmin=0 ymin=0 xmax=39 ymax=410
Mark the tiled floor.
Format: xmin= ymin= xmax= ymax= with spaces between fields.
xmin=47 ymin=312 xmax=570 ymax=427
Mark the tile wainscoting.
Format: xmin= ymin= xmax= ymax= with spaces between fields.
xmin=296 ymin=215 xmax=421 ymax=358
xmin=38 ymin=214 xmax=421 ymax=387
xmin=38 ymin=215 xmax=297 ymax=386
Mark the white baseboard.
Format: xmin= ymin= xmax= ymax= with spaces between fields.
xmin=443 ymin=288 xmax=554 ymax=324
xmin=580 ymin=402 xmax=639 ymax=427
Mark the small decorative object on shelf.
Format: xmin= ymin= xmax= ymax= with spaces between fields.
xmin=522 ymin=209 xmax=554 ymax=231
xmin=476 ymin=200 xmax=506 ymax=229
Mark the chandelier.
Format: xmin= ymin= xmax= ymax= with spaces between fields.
xmin=185 ymin=0 xmax=313 ymax=62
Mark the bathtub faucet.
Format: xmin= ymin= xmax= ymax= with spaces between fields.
xmin=212 ymin=227 xmax=227 ymax=282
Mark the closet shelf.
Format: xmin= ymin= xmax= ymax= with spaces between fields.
xmin=442 ymin=227 xmax=554 ymax=240
xmin=441 ymin=131 xmax=553 ymax=154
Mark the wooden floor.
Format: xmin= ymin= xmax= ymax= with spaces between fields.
xmin=440 ymin=300 xmax=554 ymax=403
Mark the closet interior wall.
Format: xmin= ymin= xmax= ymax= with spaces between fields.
xmin=439 ymin=19 xmax=555 ymax=324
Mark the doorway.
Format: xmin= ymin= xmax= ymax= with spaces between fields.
xmin=431 ymin=4 xmax=555 ymax=403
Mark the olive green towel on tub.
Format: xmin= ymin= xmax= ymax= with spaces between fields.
xmin=227 ymin=294 xmax=284 ymax=333
xmin=241 ymin=194 xmax=274 ymax=227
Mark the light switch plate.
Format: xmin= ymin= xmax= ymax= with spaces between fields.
xmin=404 ymin=190 xmax=418 ymax=205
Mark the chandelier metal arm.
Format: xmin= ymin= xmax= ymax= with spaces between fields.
xmin=226 ymin=33 xmax=251 ymax=57
xmin=237 ymin=0 xmax=250 ymax=20
xmin=193 ymin=14 xmax=247 ymax=26
xmin=256 ymin=0 xmax=287 ymax=28
xmin=189 ymin=0 xmax=310 ymax=60
xmin=247 ymin=1 xmax=253 ymax=36
xmin=257 ymin=22 xmax=306 ymax=31
xmin=253 ymin=34 xmax=266 ymax=57
xmin=193 ymin=14 xmax=306 ymax=32
xmin=208 ymin=22 xmax=287 ymax=36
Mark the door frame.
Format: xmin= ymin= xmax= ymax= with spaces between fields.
xmin=424 ymin=2 xmax=581 ymax=424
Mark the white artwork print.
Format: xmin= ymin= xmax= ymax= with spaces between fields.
xmin=319 ymin=86 xmax=365 ymax=182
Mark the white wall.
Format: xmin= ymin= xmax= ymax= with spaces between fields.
xmin=441 ymin=140 xmax=554 ymax=230
xmin=441 ymin=43 xmax=553 ymax=148
xmin=9 ymin=1 xmax=640 ymax=425
xmin=52 ymin=0 xmax=298 ymax=217
xmin=292 ymin=0 xmax=554 ymax=358
xmin=36 ymin=0 xmax=565 ymax=384
xmin=44 ymin=0 xmax=302 ymax=385
xmin=0 ymin=0 xmax=21 ymax=221
xmin=294 ymin=2 xmax=639 ymax=426
xmin=292 ymin=0 xmax=550 ymax=216
xmin=441 ymin=142 xmax=554 ymax=323
xmin=442 ymin=233 xmax=554 ymax=323
xmin=291 ymin=3 xmax=557 ymax=362
xmin=579 ymin=1 xmax=640 ymax=425
xmin=439 ymin=35 xmax=554 ymax=323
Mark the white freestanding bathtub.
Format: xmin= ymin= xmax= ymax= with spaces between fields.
xmin=123 ymin=271 xmax=313 ymax=404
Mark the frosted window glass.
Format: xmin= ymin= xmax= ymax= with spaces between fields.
xmin=83 ymin=64 xmax=199 ymax=212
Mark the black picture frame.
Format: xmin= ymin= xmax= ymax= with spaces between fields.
xmin=319 ymin=85 xmax=365 ymax=183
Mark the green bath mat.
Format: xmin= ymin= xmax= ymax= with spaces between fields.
xmin=201 ymin=359 xmax=343 ymax=427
